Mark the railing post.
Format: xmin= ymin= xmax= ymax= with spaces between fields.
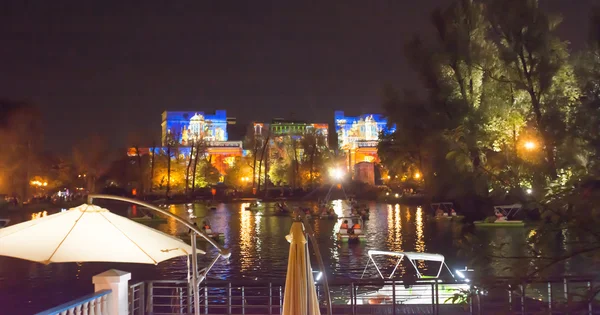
xmin=351 ymin=282 xmax=356 ymax=315
xmin=179 ymin=287 xmax=184 ymax=313
xmin=228 ymin=282 xmax=232 ymax=315
xmin=435 ymin=281 xmax=439 ymax=315
xmin=520 ymin=284 xmax=525 ymax=315
xmin=92 ymin=269 xmax=131 ymax=315
xmin=469 ymin=291 xmax=473 ymax=315
xmin=139 ymin=283 xmax=145 ymax=315
xmin=204 ymin=284 xmax=208 ymax=315
xmin=392 ymin=281 xmax=396 ymax=315
xmin=268 ymin=282 xmax=272 ymax=315
xmin=508 ymin=285 xmax=512 ymax=312
xmin=564 ymin=278 xmax=569 ymax=310
xmin=188 ymin=281 xmax=192 ymax=314
xmin=146 ymin=282 xmax=153 ymax=313
xmin=279 ymin=286 xmax=283 ymax=314
xmin=547 ymin=282 xmax=552 ymax=313
xmin=588 ymin=281 xmax=593 ymax=315
xmin=242 ymin=286 xmax=245 ymax=315
xmin=431 ymin=283 xmax=435 ymax=314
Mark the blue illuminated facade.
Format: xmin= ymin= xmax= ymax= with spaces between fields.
xmin=334 ymin=111 xmax=394 ymax=150
xmin=161 ymin=110 xmax=228 ymax=146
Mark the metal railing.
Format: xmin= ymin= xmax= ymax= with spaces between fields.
xmin=133 ymin=277 xmax=600 ymax=315
xmin=129 ymin=281 xmax=146 ymax=315
xmin=36 ymin=289 xmax=112 ymax=315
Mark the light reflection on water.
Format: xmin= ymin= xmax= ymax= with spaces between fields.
xmin=0 ymin=200 xmax=583 ymax=313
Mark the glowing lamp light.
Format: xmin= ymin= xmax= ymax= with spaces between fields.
xmin=526 ymin=188 xmax=532 ymax=195
xmin=524 ymin=141 xmax=536 ymax=150
xmin=329 ymin=168 xmax=344 ymax=180
xmin=414 ymin=172 xmax=421 ymax=179
xmin=395 ymin=193 xmax=399 ymax=198
xmin=386 ymin=192 xmax=389 ymax=196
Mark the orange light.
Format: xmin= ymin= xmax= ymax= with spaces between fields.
xmin=524 ymin=141 xmax=536 ymax=150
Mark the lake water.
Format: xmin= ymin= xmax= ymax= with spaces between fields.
xmin=0 ymin=200 xmax=579 ymax=313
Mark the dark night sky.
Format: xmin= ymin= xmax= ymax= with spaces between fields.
xmin=0 ymin=0 xmax=595 ymax=151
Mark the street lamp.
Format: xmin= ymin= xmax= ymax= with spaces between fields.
xmin=414 ymin=172 xmax=421 ymax=179
xmin=329 ymin=168 xmax=344 ymax=181
xmin=524 ymin=141 xmax=536 ymax=150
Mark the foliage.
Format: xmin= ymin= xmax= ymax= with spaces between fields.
xmin=223 ymin=156 xmax=253 ymax=189
xmin=0 ymin=100 xmax=42 ymax=199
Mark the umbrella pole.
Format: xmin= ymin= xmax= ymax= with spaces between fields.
xmin=191 ymin=233 xmax=200 ymax=315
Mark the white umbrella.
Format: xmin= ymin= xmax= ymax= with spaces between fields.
xmin=0 ymin=203 xmax=200 ymax=264
xmin=282 ymin=221 xmax=321 ymax=315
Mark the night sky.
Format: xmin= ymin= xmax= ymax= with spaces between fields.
xmin=0 ymin=0 xmax=595 ymax=151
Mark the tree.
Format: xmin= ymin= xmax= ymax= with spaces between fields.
xmin=185 ymin=139 xmax=195 ymax=194
xmin=300 ymin=130 xmax=328 ymax=189
xmin=149 ymin=141 xmax=157 ymax=193
xmin=0 ymin=100 xmax=42 ymax=202
xmin=191 ymin=140 xmax=207 ymax=193
xmin=244 ymin=124 xmax=264 ymax=190
xmin=163 ymin=132 xmax=180 ymax=197
xmin=223 ymin=156 xmax=253 ymax=189
xmin=488 ymin=0 xmax=580 ymax=179
xmin=72 ymin=133 xmax=111 ymax=194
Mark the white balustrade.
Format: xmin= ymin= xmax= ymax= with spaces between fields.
xmin=35 ymin=290 xmax=112 ymax=315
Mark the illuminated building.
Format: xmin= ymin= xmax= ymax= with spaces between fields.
xmin=334 ymin=110 xmax=394 ymax=172
xmin=269 ymin=118 xmax=328 ymax=139
xmin=129 ymin=110 xmax=243 ymax=176
xmin=252 ymin=119 xmax=329 ymax=162
xmin=161 ymin=110 xmax=230 ymax=145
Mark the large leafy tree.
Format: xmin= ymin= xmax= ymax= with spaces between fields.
xmin=488 ymin=0 xmax=580 ymax=179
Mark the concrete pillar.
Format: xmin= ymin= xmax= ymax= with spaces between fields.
xmin=93 ymin=269 xmax=131 ymax=315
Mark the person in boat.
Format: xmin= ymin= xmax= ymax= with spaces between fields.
xmin=451 ymin=208 xmax=457 ymax=216
xmin=340 ymin=220 xmax=349 ymax=230
xmin=349 ymin=220 xmax=361 ymax=234
xmin=494 ymin=209 xmax=506 ymax=221
xmin=202 ymin=220 xmax=211 ymax=232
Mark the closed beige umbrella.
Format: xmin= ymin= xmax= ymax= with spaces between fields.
xmin=282 ymin=221 xmax=321 ymax=315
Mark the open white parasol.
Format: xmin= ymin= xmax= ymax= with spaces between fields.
xmin=0 ymin=203 xmax=200 ymax=264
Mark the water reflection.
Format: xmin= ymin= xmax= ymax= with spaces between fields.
xmin=415 ymin=206 xmax=426 ymax=270
xmin=332 ymin=200 xmax=344 ymax=218
xmin=415 ymin=206 xmax=425 ymax=253
xmin=31 ymin=211 xmax=48 ymax=220
xmin=240 ymin=203 xmax=259 ymax=273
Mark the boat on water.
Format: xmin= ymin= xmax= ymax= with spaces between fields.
xmin=0 ymin=218 xmax=10 ymax=228
xmin=474 ymin=204 xmax=524 ymax=227
xmin=430 ymin=202 xmax=463 ymax=221
xmin=244 ymin=201 xmax=263 ymax=211
xmin=354 ymin=250 xmax=472 ymax=305
xmin=319 ymin=208 xmax=337 ymax=220
xmin=179 ymin=219 xmax=224 ymax=241
xmin=336 ymin=216 xmax=366 ymax=242
xmin=131 ymin=215 xmax=167 ymax=224
xmin=273 ymin=202 xmax=290 ymax=215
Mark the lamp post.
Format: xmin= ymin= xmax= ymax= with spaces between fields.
xmin=87 ymin=194 xmax=230 ymax=315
